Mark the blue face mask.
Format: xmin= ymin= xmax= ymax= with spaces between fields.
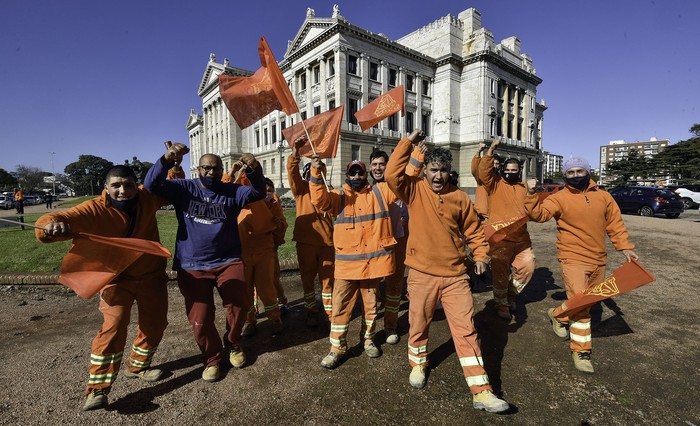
xmin=345 ymin=178 xmax=367 ymax=191
xmin=108 ymin=194 xmax=137 ymax=214
xmin=564 ymin=174 xmax=590 ymax=190
xmin=199 ymin=177 xmax=220 ymax=189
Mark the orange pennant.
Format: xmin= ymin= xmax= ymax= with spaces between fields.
xmin=555 ymin=259 xmax=656 ymax=318
xmin=354 ymin=85 xmax=404 ymax=131
xmin=483 ymin=215 xmax=528 ymax=244
xmin=282 ymin=106 xmax=344 ymax=158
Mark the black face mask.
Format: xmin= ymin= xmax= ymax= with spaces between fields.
xmin=108 ymin=194 xmax=137 ymax=215
xmin=345 ymin=178 xmax=367 ymax=191
xmin=199 ymin=177 xmax=221 ymax=189
xmin=502 ymin=172 xmax=521 ymax=184
xmin=564 ymin=174 xmax=590 ymax=190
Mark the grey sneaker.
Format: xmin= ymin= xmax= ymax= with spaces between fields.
xmin=83 ymin=389 xmax=108 ymax=411
xmin=321 ymin=351 xmax=342 ymax=369
xmin=364 ymin=342 xmax=381 ymax=358
xmin=547 ymin=308 xmax=569 ymax=339
xmin=409 ymin=365 xmax=427 ymax=389
xmin=385 ymin=329 xmax=399 ymax=345
xmin=473 ymin=390 xmax=509 ymax=413
xmin=123 ymin=368 xmax=164 ymax=382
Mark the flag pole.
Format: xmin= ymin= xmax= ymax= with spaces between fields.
xmin=298 ymin=113 xmax=331 ymax=191
xmin=0 ymin=217 xmax=44 ymax=230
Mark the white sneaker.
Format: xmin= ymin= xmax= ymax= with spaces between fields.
xmin=409 ymin=365 xmax=427 ymax=389
xmin=473 ymin=390 xmax=509 ymax=413
xmin=385 ymin=329 xmax=399 ymax=345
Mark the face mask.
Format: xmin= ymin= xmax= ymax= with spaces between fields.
xmin=265 ymin=192 xmax=274 ymax=203
xmin=200 ymin=177 xmax=220 ymax=189
xmin=502 ymin=172 xmax=520 ymax=184
xmin=564 ymin=174 xmax=590 ymax=190
xmin=108 ymin=194 xmax=137 ymax=214
xmin=345 ymin=178 xmax=367 ymax=191
xmin=493 ymin=167 xmax=500 ymax=175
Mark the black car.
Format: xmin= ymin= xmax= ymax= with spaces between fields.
xmin=608 ymin=186 xmax=683 ymax=218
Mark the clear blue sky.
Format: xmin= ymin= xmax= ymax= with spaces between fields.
xmin=1 ymin=0 xmax=697 ymax=176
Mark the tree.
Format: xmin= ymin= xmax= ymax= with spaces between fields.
xmin=12 ymin=165 xmax=50 ymax=193
xmin=654 ymin=126 xmax=700 ymax=184
xmin=124 ymin=156 xmax=153 ymax=184
xmin=0 ymin=168 xmax=18 ymax=191
xmin=606 ymin=148 xmax=651 ymax=186
xmin=64 ymin=155 xmax=114 ymax=196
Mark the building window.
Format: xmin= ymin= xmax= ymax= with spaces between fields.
xmin=301 ymin=111 xmax=307 ymax=120
xmin=313 ymin=65 xmax=320 ymax=84
xmin=329 ymin=100 xmax=336 ymax=109
xmin=405 ymin=111 xmax=414 ymax=130
xmin=348 ymin=98 xmax=359 ymax=125
xmin=348 ymin=54 xmax=358 ymax=75
xmin=272 ymin=158 xmax=276 ymax=174
xmin=281 ymin=120 xmax=286 ymax=130
xmin=369 ymin=62 xmax=379 ymax=81
xmin=328 ymin=57 xmax=335 ymax=76
xmin=406 ymin=75 xmax=414 ymax=92
xmin=314 ymin=105 xmax=321 ymax=115
xmin=272 ymin=124 xmax=277 ymax=143
xmin=421 ymin=112 xmax=431 ymax=136
xmin=389 ymin=69 xmax=397 ymax=86
xmin=490 ymin=79 xmax=496 ymax=96
xmin=351 ymin=144 xmax=360 ymax=161
xmin=300 ymin=73 xmax=306 ymax=90
xmin=490 ymin=118 xmax=496 ymax=137
xmin=388 ymin=113 xmax=397 ymax=131
xmin=421 ymin=79 xmax=430 ymax=96
xmin=263 ymin=159 xmax=267 ymax=174
xmin=264 ymin=128 xmax=269 ymax=145
xmin=255 ymin=129 xmax=260 ymax=148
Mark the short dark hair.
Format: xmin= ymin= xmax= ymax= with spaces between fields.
xmin=264 ymin=177 xmax=274 ymax=188
xmin=493 ymin=153 xmax=502 ymax=163
xmin=503 ymin=158 xmax=522 ymax=170
xmin=369 ymin=149 xmax=388 ymax=163
xmin=425 ymin=147 xmax=452 ymax=168
xmin=105 ymin=165 xmax=137 ymax=182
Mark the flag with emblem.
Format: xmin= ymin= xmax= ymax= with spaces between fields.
xmin=59 ymin=233 xmax=172 ymax=299
xmin=282 ymin=105 xmax=344 ymax=158
xmin=354 ymin=85 xmax=404 ymax=131
xmin=555 ymin=259 xmax=655 ymax=318
xmin=219 ymin=36 xmax=298 ymax=129
xmin=483 ymin=215 xmax=528 ymax=244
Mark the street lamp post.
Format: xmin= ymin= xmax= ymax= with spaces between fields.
xmin=277 ymin=141 xmax=285 ymax=189
xmin=49 ymin=151 xmax=56 ymax=196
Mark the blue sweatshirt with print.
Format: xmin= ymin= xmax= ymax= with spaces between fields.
xmin=144 ymin=156 xmax=266 ymax=270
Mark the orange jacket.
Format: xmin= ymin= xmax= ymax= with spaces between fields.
xmin=478 ymin=154 xmax=530 ymax=245
xmin=167 ymin=166 xmax=186 ymax=180
xmin=470 ymin=155 xmax=489 ymax=217
xmin=14 ymin=190 xmax=24 ymax=202
xmin=524 ymin=180 xmax=635 ymax=265
xmin=385 ymin=138 xmax=489 ymax=277
xmin=287 ymin=155 xmax=333 ymax=246
xmin=35 ymin=188 xmax=170 ymax=280
xmin=309 ymin=164 xmax=397 ymax=280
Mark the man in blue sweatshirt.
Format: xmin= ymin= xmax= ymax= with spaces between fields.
xmin=145 ymin=143 xmax=266 ymax=382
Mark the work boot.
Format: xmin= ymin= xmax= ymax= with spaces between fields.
xmin=241 ymin=323 xmax=257 ymax=338
xmin=306 ymin=312 xmax=319 ymax=328
xmin=202 ymin=364 xmax=220 ymax=382
xmin=271 ymin=319 xmax=285 ymax=335
xmin=320 ymin=351 xmax=342 ymax=369
xmin=572 ymin=351 xmax=594 ymax=374
xmin=83 ymin=389 xmax=108 ymax=411
xmin=123 ymin=368 xmax=164 ymax=382
xmin=229 ymin=349 xmax=246 ymax=369
xmin=385 ymin=328 xmax=399 ymax=345
xmin=409 ymin=365 xmax=427 ymax=389
xmin=473 ymin=390 xmax=509 ymax=413
xmin=547 ymin=308 xmax=569 ymax=338
xmin=496 ymin=307 xmax=512 ymax=321
xmin=364 ymin=341 xmax=381 ymax=358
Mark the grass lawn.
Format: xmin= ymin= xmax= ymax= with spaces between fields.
xmin=0 ymin=208 xmax=299 ymax=274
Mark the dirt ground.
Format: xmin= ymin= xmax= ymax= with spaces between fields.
xmin=1 ymin=208 xmax=699 ymax=426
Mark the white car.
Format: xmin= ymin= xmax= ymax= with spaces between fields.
xmin=0 ymin=195 xmax=14 ymax=210
xmin=674 ymin=185 xmax=700 ymax=209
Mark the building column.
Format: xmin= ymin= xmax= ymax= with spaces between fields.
xmin=501 ymin=84 xmax=509 ymax=140
xmin=319 ymin=56 xmax=327 ymax=111
xmin=360 ymin=53 xmax=369 ymax=107
xmin=398 ymin=67 xmax=405 ymax=134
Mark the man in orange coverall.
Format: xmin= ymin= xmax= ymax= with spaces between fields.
xmin=386 ymin=130 xmax=510 ymax=414
xmin=310 ymin=155 xmax=398 ymax=368
xmin=35 ymin=165 xmax=170 ymax=411
xmin=287 ymin=136 xmax=335 ymax=327
xmin=525 ymin=157 xmax=638 ymax=374
xmin=478 ymin=138 xmax=536 ymax=321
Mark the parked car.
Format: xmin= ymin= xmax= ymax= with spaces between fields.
xmin=0 ymin=195 xmax=14 ymax=210
xmin=608 ymin=186 xmax=683 ymax=218
xmin=535 ymin=184 xmax=564 ymax=201
xmin=23 ymin=195 xmax=41 ymax=205
xmin=671 ymin=184 xmax=700 ymax=209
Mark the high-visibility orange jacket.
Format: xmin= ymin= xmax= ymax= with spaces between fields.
xmin=478 ymin=154 xmax=530 ymax=245
xmin=238 ymin=197 xmax=286 ymax=253
xmin=385 ymin=138 xmax=489 ymax=277
xmin=35 ymin=188 xmax=170 ymax=280
xmin=287 ymin=155 xmax=333 ymax=246
xmin=14 ymin=190 xmax=24 ymax=202
xmin=524 ymin=180 xmax=634 ymax=265
xmin=471 ymin=155 xmax=489 ymax=217
xmin=309 ymin=165 xmax=397 ymax=280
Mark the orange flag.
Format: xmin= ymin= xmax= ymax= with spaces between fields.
xmin=555 ymin=259 xmax=656 ymax=318
xmin=354 ymin=85 xmax=404 ymax=131
xmin=282 ymin=106 xmax=344 ymax=158
xmin=483 ymin=215 xmax=528 ymax=244
xmin=219 ymin=36 xmax=298 ymax=129
xmin=59 ymin=233 xmax=172 ymax=299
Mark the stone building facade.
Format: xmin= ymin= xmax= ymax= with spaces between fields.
xmin=187 ymin=6 xmax=546 ymax=193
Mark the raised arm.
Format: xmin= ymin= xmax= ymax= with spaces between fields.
xmin=385 ymin=129 xmax=425 ymax=204
xmin=308 ymin=156 xmax=341 ymax=215
xmin=287 ymin=136 xmax=308 ymax=196
xmin=144 ymin=142 xmax=189 ymax=199
xmin=478 ymin=139 xmax=500 ymax=193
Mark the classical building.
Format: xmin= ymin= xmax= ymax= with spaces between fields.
xmin=598 ymin=138 xmax=669 ymax=184
xmin=187 ymin=6 xmax=546 ymax=193
xmin=543 ymin=151 xmax=563 ymax=179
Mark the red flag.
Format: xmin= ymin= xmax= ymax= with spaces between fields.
xmin=58 ymin=233 xmax=171 ymax=299
xmin=282 ymin=106 xmax=344 ymax=158
xmin=219 ymin=37 xmax=299 ymax=129
xmin=555 ymin=259 xmax=656 ymax=318
xmin=483 ymin=216 xmax=528 ymax=244
xmin=354 ymin=85 xmax=404 ymax=131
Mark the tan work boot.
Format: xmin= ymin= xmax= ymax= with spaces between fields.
xmin=572 ymin=351 xmax=594 ymax=374
xmin=473 ymin=390 xmax=509 ymax=413
xmin=124 ymin=368 xmax=164 ymax=382
xmin=83 ymin=389 xmax=108 ymax=411
xmin=409 ymin=365 xmax=427 ymax=389
xmin=364 ymin=341 xmax=381 ymax=358
xmin=320 ymin=351 xmax=342 ymax=369
xmin=547 ymin=308 xmax=569 ymax=339
xmin=229 ymin=349 xmax=246 ymax=368
xmin=202 ymin=364 xmax=220 ymax=382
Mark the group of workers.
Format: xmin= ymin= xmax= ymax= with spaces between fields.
xmin=34 ymin=130 xmax=638 ymax=414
